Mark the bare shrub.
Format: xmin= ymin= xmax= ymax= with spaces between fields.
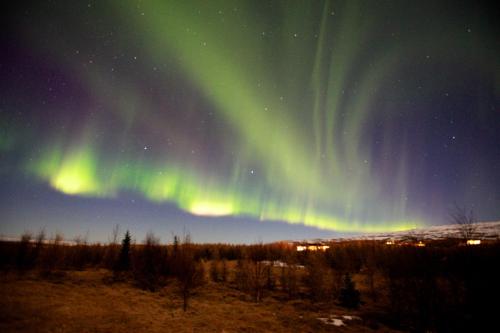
xmin=30 ymin=229 xmax=45 ymax=269
xmin=235 ymin=258 xmax=250 ymax=291
xmin=104 ymin=224 xmax=120 ymax=269
xmin=133 ymin=232 xmax=162 ymax=291
xmin=39 ymin=233 xmax=64 ymax=277
xmin=330 ymin=267 xmax=344 ymax=299
xmin=16 ymin=231 xmax=33 ymax=272
xmin=245 ymin=244 xmax=268 ymax=302
xmin=174 ymin=235 xmax=205 ymax=311
xmin=203 ymin=248 xmax=229 ymax=283
xmin=248 ymin=260 xmax=266 ymax=302
xmin=220 ymin=258 xmax=228 ymax=282
xmin=305 ymin=253 xmax=329 ymax=302
xmin=110 ymin=224 xmax=120 ymax=245
xmin=363 ymin=246 xmax=379 ymax=301
xmin=264 ymin=264 xmax=276 ymax=291
xmin=280 ymin=264 xmax=299 ymax=299
xmin=70 ymin=232 xmax=90 ymax=270
xmin=450 ymin=204 xmax=477 ymax=240
xmin=209 ymin=249 xmax=220 ymax=282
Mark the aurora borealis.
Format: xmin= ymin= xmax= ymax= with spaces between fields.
xmin=1 ymin=1 xmax=499 ymax=242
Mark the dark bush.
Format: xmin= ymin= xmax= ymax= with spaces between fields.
xmin=338 ymin=273 xmax=360 ymax=309
xmin=173 ymin=235 xmax=205 ymax=311
xmin=114 ymin=230 xmax=131 ymax=273
xmin=132 ymin=232 xmax=163 ymax=291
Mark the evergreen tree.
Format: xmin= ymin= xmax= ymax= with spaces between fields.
xmin=339 ymin=273 xmax=361 ymax=309
xmin=115 ymin=230 xmax=131 ymax=272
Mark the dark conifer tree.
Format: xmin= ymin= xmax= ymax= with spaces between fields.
xmin=115 ymin=230 xmax=131 ymax=272
xmin=339 ymin=273 xmax=361 ymax=309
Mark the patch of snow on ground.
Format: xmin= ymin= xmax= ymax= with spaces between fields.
xmin=342 ymin=315 xmax=361 ymax=321
xmin=318 ymin=314 xmax=361 ymax=326
xmin=317 ymin=317 xmax=345 ymax=326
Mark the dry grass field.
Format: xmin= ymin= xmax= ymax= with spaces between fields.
xmin=2 ymin=236 xmax=498 ymax=332
xmin=0 ymin=269 xmax=397 ymax=333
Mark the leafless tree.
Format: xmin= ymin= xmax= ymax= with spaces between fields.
xmin=40 ymin=232 xmax=63 ymax=274
xmin=220 ymin=258 xmax=228 ymax=283
xmin=249 ymin=260 xmax=266 ymax=302
xmin=280 ymin=264 xmax=299 ymax=299
xmin=305 ymin=254 xmax=328 ymax=302
xmin=109 ymin=224 xmax=120 ymax=245
xmin=35 ymin=228 xmax=46 ymax=246
xmin=33 ymin=228 xmax=46 ymax=267
xmin=175 ymin=234 xmax=205 ymax=311
xmin=450 ymin=204 xmax=477 ymax=240
xmin=209 ymin=249 xmax=220 ymax=282
xmin=16 ymin=231 xmax=33 ymax=271
xmin=248 ymin=243 xmax=268 ymax=302
xmin=105 ymin=225 xmax=121 ymax=269
xmin=235 ymin=258 xmax=250 ymax=291
xmin=132 ymin=232 xmax=162 ymax=291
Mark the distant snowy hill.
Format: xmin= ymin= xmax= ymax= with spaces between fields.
xmin=337 ymin=221 xmax=500 ymax=241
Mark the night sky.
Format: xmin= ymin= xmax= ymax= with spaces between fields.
xmin=1 ymin=1 xmax=499 ymax=243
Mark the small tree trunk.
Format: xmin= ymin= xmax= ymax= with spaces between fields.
xmin=183 ymin=288 xmax=188 ymax=312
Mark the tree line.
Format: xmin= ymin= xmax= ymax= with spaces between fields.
xmin=0 ymin=228 xmax=498 ymax=331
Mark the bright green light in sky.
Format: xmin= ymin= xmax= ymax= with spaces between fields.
xmin=22 ymin=0 xmax=425 ymax=233
xmin=51 ymin=156 xmax=98 ymax=195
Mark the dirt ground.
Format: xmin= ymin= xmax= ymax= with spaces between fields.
xmin=0 ymin=269 xmax=398 ymax=333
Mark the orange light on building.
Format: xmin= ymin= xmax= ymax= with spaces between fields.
xmin=296 ymin=244 xmax=330 ymax=251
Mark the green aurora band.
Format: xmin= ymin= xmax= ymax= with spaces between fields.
xmin=12 ymin=0 xmax=444 ymax=233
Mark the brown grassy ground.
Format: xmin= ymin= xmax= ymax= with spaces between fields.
xmin=0 ymin=269 xmax=398 ymax=333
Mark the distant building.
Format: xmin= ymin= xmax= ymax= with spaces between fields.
xmin=293 ymin=242 xmax=330 ymax=252
xmin=384 ymin=239 xmax=426 ymax=247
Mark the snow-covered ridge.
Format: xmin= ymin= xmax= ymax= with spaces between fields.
xmin=293 ymin=221 xmax=500 ymax=244
xmin=339 ymin=221 xmax=500 ymax=241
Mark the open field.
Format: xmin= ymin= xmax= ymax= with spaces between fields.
xmin=1 ymin=234 xmax=499 ymax=332
xmin=0 ymin=269 xmax=393 ymax=333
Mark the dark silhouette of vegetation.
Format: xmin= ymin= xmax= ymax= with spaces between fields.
xmin=133 ymin=232 xmax=163 ymax=291
xmin=450 ymin=204 xmax=477 ymax=240
xmin=16 ymin=231 xmax=33 ymax=272
xmin=173 ymin=234 xmax=205 ymax=311
xmin=305 ymin=254 xmax=329 ymax=301
xmin=247 ymin=244 xmax=268 ymax=302
xmin=264 ymin=264 xmax=275 ymax=291
xmin=69 ymin=232 xmax=90 ymax=270
xmin=338 ymin=273 xmax=360 ymax=309
xmin=104 ymin=224 xmax=120 ymax=269
xmin=39 ymin=233 xmax=64 ymax=277
xmin=220 ymin=258 xmax=228 ymax=283
xmin=209 ymin=249 xmax=220 ymax=282
xmin=280 ymin=263 xmax=299 ymax=299
xmin=1 ymin=228 xmax=499 ymax=331
xmin=235 ymin=258 xmax=250 ymax=292
xmin=114 ymin=230 xmax=131 ymax=273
